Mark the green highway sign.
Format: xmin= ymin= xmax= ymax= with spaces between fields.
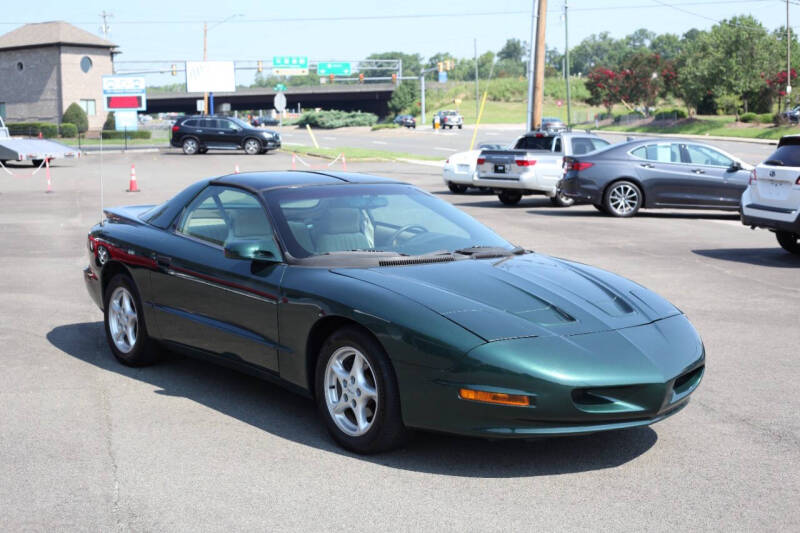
xmin=272 ymin=56 xmax=308 ymax=68
xmin=273 ymin=83 xmax=287 ymax=91
xmin=317 ymin=62 xmax=352 ymax=76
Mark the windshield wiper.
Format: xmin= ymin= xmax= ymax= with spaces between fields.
xmin=764 ymin=159 xmax=785 ymax=166
xmin=322 ymin=249 xmax=409 ymax=255
xmin=453 ymin=245 xmax=526 ymax=256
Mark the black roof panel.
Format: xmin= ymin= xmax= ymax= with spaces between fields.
xmin=212 ymin=171 xmax=402 ymax=191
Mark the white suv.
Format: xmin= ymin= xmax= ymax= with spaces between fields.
xmin=740 ymin=135 xmax=800 ymax=254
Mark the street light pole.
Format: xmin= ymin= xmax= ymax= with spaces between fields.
xmin=564 ymin=0 xmax=571 ymax=126
xmin=475 ymin=38 xmax=479 ymax=120
xmin=788 ymin=0 xmax=792 ymax=108
xmin=203 ymin=22 xmax=208 ymax=115
xmin=525 ymin=0 xmax=538 ymax=131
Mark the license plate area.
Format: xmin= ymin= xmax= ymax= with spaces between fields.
xmin=494 ymin=164 xmax=506 ymax=174
xmin=457 ymin=164 xmax=470 ymax=172
xmin=760 ymin=180 xmax=789 ymax=200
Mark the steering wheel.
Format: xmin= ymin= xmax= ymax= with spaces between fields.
xmin=390 ymin=224 xmax=428 ymax=247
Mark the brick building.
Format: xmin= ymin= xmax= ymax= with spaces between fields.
xmin=0 ymin=21 xmax=117 ymax=130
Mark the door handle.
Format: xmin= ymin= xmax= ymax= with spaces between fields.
xmin=639 ymin=163 xmax=654 ymax=168
xmin=156 ymin=255 xmax=172 ymax=270
xmin=692 ymin=169 xmax=705 ymax=174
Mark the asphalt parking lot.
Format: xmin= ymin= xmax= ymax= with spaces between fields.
xmin=1 ymin=150 xmax=798 ymax=530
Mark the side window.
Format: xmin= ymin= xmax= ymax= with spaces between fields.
xmin=571 ymin=138 xmax=595 ymax=155
xmin=640 ymin=143 xmax=680 ymax=163
xmin=200 ymin=118 xmax=218 ymax=129
xmin=178 ymin=186 xmax=276 ymax=248
xmin=683 ymin=144 xmax=733 ymax=167
xmin=631 ymin=146 xmax=647 ymax=159
xmin=219 ymin=119 xmax=239 ymax=131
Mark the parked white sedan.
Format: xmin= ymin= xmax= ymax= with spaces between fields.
xmin=442 ymin=143 xmax=505 ymax=193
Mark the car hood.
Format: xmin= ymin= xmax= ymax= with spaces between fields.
xmin=333 ymin=253 xmax=680 ymax=342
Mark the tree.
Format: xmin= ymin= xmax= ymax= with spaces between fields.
xmin=568 ymin=32 xmax=630 ymax=75
xmin=650 ymin=33 xmax=682 ymax=60
xmin=63 ymin=102 xmax=88 ymax=133
xmin=387 ymin=81 xmax=419 ymax=115
xmin=103 ymin=112 xmax=115 ymax=131
xmin=498 ymin=38 xmax=525 ymax=63
xmin=586 ymin=67 xmax=621 ymax=114
xmin=425 ymin=52 xmax=457 ymax=80
xmin=625 ymin=28 xmax=655 ymax=49
xmin=364 ymin=51 xmax=423 ymax=78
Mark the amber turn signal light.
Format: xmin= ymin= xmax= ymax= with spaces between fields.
xmin=458 ymin=388 xmax=530 ymax=407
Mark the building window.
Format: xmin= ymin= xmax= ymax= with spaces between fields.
xmin=80 ymin=56 xmax=93 ymax=73
xmin=16 ymin=61 xmax=23 ymax=71
xmin=79 ymin=99 xmax=96 ymax=116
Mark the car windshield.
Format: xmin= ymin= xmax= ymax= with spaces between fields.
xmin=265 ymin=184 xmax=513 ymax=258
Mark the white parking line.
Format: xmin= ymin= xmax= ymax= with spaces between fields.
xmin=322 ymin=136 xmax=337 ymax=140
xmin=434 ymin=147 xmax=454 ymax=152
xmin=372 ymin=141 xmax=388 ymax=145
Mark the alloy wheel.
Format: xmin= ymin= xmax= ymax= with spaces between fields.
xmin=608 ymin=183 xmax=640 ymax=215
xmin=244 ymin=139 xmax=261 ymax=155
xmin=324 ymin=346 xmax=379 ymax=437
xmin=183 ymin=138 xmax=198 ymax=155
xmin=108 ymin=286 xmax=138 ymax=353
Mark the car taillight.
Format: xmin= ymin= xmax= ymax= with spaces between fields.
xmin=172 ymin=125 xmax=180 ymax=132
xmin=749 ymin=169 xmax=757 ymax=184
xmin=515 ymin=158 xmax=536 ymax=167
xmin=445 ymin=158 xmax=449 ymax=164
xmin=477 ymin=158 xmax=485 ymax=165
xmin=567 ymin=161 xmax=594 ymax=171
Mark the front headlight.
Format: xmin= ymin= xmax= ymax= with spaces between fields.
xmin=262 ymin=131 xmax=274 ymax=139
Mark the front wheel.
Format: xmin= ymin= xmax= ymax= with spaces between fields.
xmin=243 ymin=138 xmax=262 ymax=155
xmin=104 ymin=274 xmax=161 ymax=367
xmin=315 ymin=326 xmax=409 ymax=454
xmin=498 ymin=191 xmax=522 ymax=205
xmin=458 ymin=124 xmax=463 ymax=129
xmin=448 ymin=182 xmax=467 ymax=194
xmin=550 ymin=190 xmax=575 ymax=207
xmin=604 ymin=180 xmax=642 ymax=217
xmin=776 ymin=231 xmax=800 ymax=254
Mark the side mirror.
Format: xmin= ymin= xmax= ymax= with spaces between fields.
xmin=728 ymin=161 xmax=742 ymax=172
xmin=224 ymin=238 xmax=281 ymax=263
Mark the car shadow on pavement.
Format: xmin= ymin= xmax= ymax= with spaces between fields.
xmin=48 ymin=321 xmax=658 ymax=478
xmin=528 ymin=209 xmax=740 ymax=220
xmin=455 ymin=198 xmax=554 ymax=209
xmin=693 ymin=247 xmax=800 ymax=268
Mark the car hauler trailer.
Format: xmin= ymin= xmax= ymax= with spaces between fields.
xmin=0 ymin=117 xmax=80 ymax=166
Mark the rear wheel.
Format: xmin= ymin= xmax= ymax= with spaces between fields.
xmin=315 ymin=326 xmax=409 ymax=454
xmin=458 ymin=124 xmax=463 ymax=129
xmin=32 ymin=159 xmax=43 ymax=167
xmin=104 ymin=274 xmax=161 ymax=367
xmin=448 ymin=182 xmax=467 ymax=194
xmin=550 ymin=190 xmax=575 ymax=207
xmin=182 ymin=138 xmax=199 ymax=155
xmin=498 ymin=191 xmax=522 ymax=205
xmin=243 ymin=138 xmax=262 ymax=155
xmin=604 ymin=180 xmax=642 ymax=217
xmin=776 ymin=231 xmax=800 ymax=254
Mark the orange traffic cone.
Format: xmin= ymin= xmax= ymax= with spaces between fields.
xmin=38 ymin=131 xmax=43 ymax=139
xmin=127 ymin=164 xmax=140 ymax=192
xmin=234 ymin=164 xmax=240 ymax=174
xmin=342 ymin=155 xmax=347 ymax=171
xmin=291 ymin=152 xmax=297 ymax=170
xmin=45 ymin=158 xmax=52 ymax=193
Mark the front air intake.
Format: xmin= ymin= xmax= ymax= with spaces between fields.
xmin=378 ymin=256 xmax=455 ymax=267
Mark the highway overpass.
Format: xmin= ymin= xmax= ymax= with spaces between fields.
xmin=146 ymin=83 xmax=395 ymax=116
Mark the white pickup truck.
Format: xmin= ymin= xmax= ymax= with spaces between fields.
xmin=474 ymin=131 xmax=611 ymax=206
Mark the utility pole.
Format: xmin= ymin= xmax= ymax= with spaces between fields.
xmin=203 ymin=22 xmax=208 ymax=116
xmin=564 ymin=0 xmax=571 ymax=126
xmin=525 ymin=1 xmax=538 ymax=131
xmin=788 ymin=0 xmax=792 ymax=108
xmin=531 ymin=0 xmax=548 ymax=130
xmin=474 ymin=38 xmax=480 ymax=120
xmin=420 ymin=74 xmax=426 ymax=125
xmin=99 ymin=10 xmax=112 ymax=39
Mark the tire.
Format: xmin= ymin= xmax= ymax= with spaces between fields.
xmin=315 ymin=326 xmax=409 ymax=454
xmin=603 ymin=180 xmax=642 ymax=217
xmin=448 ymin=182 xmax=467 ymax=194
xmin=593 ymin=203 xmax=607 ymax=214
xmin=104 ymin=274 xmax=161 ymax=367
xmin=776 ymin=231 xmax=800 ymax=254
xmin=243 ymin=138 xmax=262 ymax=155
xmin=32 ymin=159 xmax=43 ymax=167
xmin=550 ymin=190 xmax=575 ymax=207
xmin=458 ymin=124 xmax=463 ymax=129
xmin=498 ymin=191 xmax=522 ymax=205
xmin=198 ymin=147 xmax=208 ymax=154
xmin=182 ymin=138 xmax=199 ymax=155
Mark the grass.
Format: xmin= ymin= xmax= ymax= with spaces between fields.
xmin=68 ymin=130 xmax=169 ymax=147
xmin=600 ymin=115 xmax=800 ymax=140
xmin=281 ymin=144 xmax=442 ymax=161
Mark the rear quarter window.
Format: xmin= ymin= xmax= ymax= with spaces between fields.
xmin=515 ymin=136 xmax=554 ymax=150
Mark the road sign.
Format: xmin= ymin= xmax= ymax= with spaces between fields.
xmin=102 ymin=75 xmax=146 ymax=111
xmin=438 ymin=71 xmax=447 ymax=83
xmin=317 ymin=62 xmax=352 ymax=76
xmin=186 ymin=61 xmax=235 ymax=93
xmin=273 ymin=68 xmax=309 ymax=76
xmin=196 ymin=99 xmax=205 ymax=112
xmin=114 ymin=110 xmax=138 ymax=131
xmin=273 ymin=56 xmax=308 ymax=68
xmin=273 ymin=83 xmax=287 ymax=91
xmin=274 ymin=93 xmax=287 ymax=113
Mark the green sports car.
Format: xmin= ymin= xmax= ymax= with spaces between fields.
xmin=83 ymin=171 xmax=705 ymax=453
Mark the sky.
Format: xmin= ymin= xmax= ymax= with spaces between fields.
xmin=0 ymin=0 xmax=795 ymax=86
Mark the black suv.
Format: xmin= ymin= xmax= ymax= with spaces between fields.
xmin=170 ymin=115 xmax=281 ymax=155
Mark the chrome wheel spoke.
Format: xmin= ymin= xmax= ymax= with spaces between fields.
xmin=108 ymin=286 xmax=138 ymax=354
xmin=354 ymin=401 xmax=370 ymax=431
xmin=324 ymin=345 xmax=379 ymax=437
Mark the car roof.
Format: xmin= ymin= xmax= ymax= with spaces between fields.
xmin=212 ymin=171 xmax=404 ymax=192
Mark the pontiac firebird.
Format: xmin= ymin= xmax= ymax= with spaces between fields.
xmin=83 ymin=171 xmax=704 ymax=453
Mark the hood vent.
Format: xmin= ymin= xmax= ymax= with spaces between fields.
xmin=379 ymin=255 xmax=455 ymax=267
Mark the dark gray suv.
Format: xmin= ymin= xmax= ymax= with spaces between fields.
xmin=170 ymin=115 xmax=281 ymax=155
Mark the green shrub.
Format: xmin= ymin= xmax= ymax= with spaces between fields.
xmin=371 ymin=123 xmax=400 ymax=131
xmin=613 ymin=112 xmax=645 ymax=123
xmin=757 ymin=113 xmax=774 ymax=124
xmin=103 ymin=112 xmax=115 ymax=131
xmin=739 ymin=112 xmax=757 ymax=123
xmin=100 ymin=130 xmax=152 ymax=140
xmin=62 ymin=103 xmax=89 ymax=133
xmin=296 ymin=110 xmax=378 ymax=129
xmin=654 ymin=108 xmax=688 ymax=120
xmin=6 ymin=122 xmax=58 ymax=138
xmin=59 ymin=123 xmax=77 ymax=138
